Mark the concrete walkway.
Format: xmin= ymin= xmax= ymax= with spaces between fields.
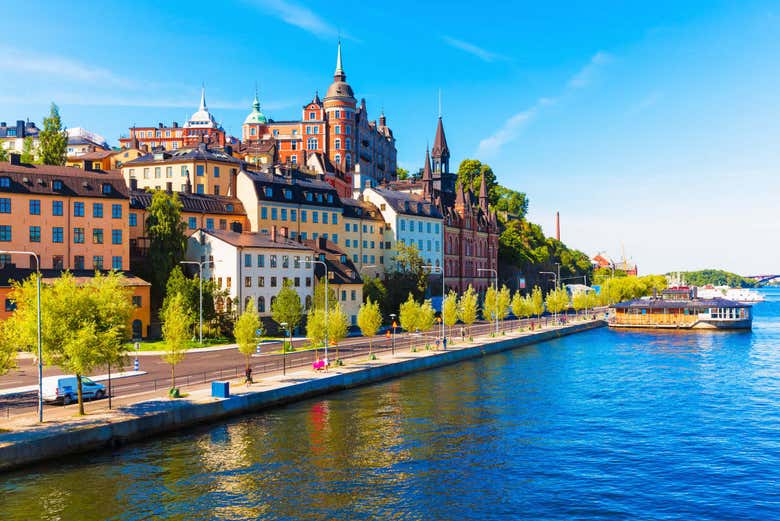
xmin=0 ymin=320 xmax=605 ymax=471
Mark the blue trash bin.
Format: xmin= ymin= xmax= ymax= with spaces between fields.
xmin=211 ymin=381 xmax=230 ymax=398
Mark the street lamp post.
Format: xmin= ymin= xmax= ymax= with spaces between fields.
xmin=180 ymin=259 xmax=219 ymax=344
xmin=540 ymin=271 xmax=559 ymax=324
xmin=478 ymin=268 xmax=498 ymax=336
xmin=422 ymin=265 xmax=445 ymax=341
xmin=1 ymin=251 xmax=42 ymax=422
xmin=309 ymin=259 xmax=329 ymax=364
xmin=389 ymin=313 xmax=397 ymax=356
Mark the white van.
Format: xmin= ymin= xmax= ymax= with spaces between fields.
xmin=41 ymin=376 xmax=106 ymax=405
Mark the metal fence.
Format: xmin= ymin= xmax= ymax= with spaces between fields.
xmin=1 ymin=313 xmax=606 ymax=420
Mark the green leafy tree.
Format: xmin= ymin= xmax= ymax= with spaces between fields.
xmin=312 ymin=279 xmax=337 ymax=311
xmin=328 ymin=302 xmax=350 ymax=361
xmin=0 ymin=322 xmax=15 ymax=375
xmin=396 ymin=167 xmax=409 ymax=180
xmin=38 ymin=103 xmax=67 ymax=166
xmin=456 ymin=159 xmax=498 ymax=205
xmin=235 ymin=299 xmax=261 ymax=373
xmin=572 ymin=291 xmax=589 ymax=318
xmin=674 ymin=269 xmax=755 ymax=288
xmin=363 ymin=276 xmax=388 ymax=317
xmin=399 ymin=293 xmax=420 ymax=350
xmin=493 ymin=186 xmax=528 ymax=218
xmin=545 ymin=287 xmax=570 ymax=321
xmin=271 ymin=280 xmax=303 ymax=346
xmin=8 ymin=271 xmax=134 ymax=415
xmin=483 ymin=285 xmax=498 ymax=322
xmin=357 ymin=298 xmax=383 ymax=356
xmin=0 ymin=147 xmax=7 ymax=162
xmin=163 ymin=266 xmax=217 ymax=334
xmin=497 ymin=285 xmax=511 ymax=323
xmin=417 ymin=299 xmax=437 ymax=345
xmin=21 ymin=137 xmax=35 ymax=164
xmin=457 ymin=284 xmax=478 ymax=337
xmin=530 ymin=286 xmax=545 ymax=320
xmin=306 ymin=308 xmax=327 ymax=352
xmin=161 ymin=292 xmax=192 ymax=391
xmin=442 ymin=290 xmax=459 ymax=339
xmin=147 ymin=191 xmax=187 ymax=305
xmin=385 ymin=242 xmax=427 ymax=316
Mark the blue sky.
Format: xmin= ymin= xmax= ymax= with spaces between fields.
xmin=1 ymin=0 xmax=778 ymax=275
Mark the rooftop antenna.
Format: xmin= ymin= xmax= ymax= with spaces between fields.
xmin=437 ymin=89 xmax=442 ymax=118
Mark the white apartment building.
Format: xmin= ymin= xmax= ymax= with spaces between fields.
xmin=362 ymin=187 xmax=443 ymax=268
xmin=186 ymin=228 xmax=315 ymax=322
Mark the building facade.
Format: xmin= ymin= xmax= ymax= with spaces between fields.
xmin=118 ymin=89 xmax=227 ymax=151
xmin=340 ymin=197 xmax=391 ymax=278
xmin=240 ymin=43 xmax=397 ymax=190
xmin=303 ymin=237 xmax=363 ymax=326
xmin=0 ymin=120 xmax=39 ymax=155
xmin=0 ymin=155 xmax=130 ymax=271
xmin=186 ymin=228 xmax=314 ymax=322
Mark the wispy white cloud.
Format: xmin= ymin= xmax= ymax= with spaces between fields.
xmin=478 ymin=52 xmax=612 ymax=157
xmin=0 ymin=93 xmax=295 ymax=112
xmin=247 ymin=0 xmax=341 ymax=39
xmin=626 ymin=91 xmax=663 ymax=116
xmin=0 ymin=47 xmax=137 ymax=89
xmin=568 ymin=51 xmax=613 ymax=89
xmin=441 ymin=36 xmax=508 ymax=63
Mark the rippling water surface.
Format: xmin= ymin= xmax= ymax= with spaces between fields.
xmin=2 ymin=289 xmax=780 ymax=520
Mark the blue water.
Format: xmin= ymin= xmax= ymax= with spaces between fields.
xmin=2 ymin=289 xmax=780 ymax=520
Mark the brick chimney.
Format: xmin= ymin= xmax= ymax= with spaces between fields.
xmin=317 ymin=236 xmax=327 ymax=250
xmin=555 ymin=211 xmax=560 ymax=241
xmin=270 ymin=225 xmax=277 ymax=242
xmin=280 ymin=226 xmax=289 ymax=238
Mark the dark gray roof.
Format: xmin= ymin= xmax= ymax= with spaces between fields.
xmin=302 ymin=238 xmax=362 ymax=285
xmin=371 ymin=187 xmax=442 ymax=218
xmin=0 ymin=120 xmax=39 ymax=138
xmin=125 ymin=145 xmax=241 ymax=166
xmin=129 ymin=190 xmax=245 ymax=215
xmin=0 ymin=267 xmax=148 ymax=287
xmin=0 ymin=162 xmax=127 ymax=199
xmin=340 ymin=197 xmax=384 ymax=221
xmin=245 ymin=169 xmax=342 ymax=209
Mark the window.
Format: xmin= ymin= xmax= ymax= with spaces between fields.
xmin=435 ymin=223 xmax=440 ymax=234
xmin=132 ymin=295 xmax=142 ymax=307
xmin=52 ymin=227 xmax=63 ymax=243
xmin=93 ymin=228 xmax=104 ymax=244
xmin=29 ymin=200 xmax=40 ymax=215
xmin=351 ymin=290 xmax=356 ymax=301
xmin=74 ymin=255 xmax=85 ymax=270
xmin=0 ymin=198 xmax=10 ymax=213
xmin=291 ymin=209 xmax=297 ymax=222
xmin=53 ymin=200 xmax=63 ymax=216
xmin=102 ymin=183 xmax=112 ymax=194
xmin=427 ymin=222 xmax=431 ymax=233
xmin=307 ymin=138 xmax=318 ymax=150
xmin=188 ymin=217 xmax=197 ymax=229
xmin=196 ymin=184 xmax=204 ymax=194
xmin=112 ymin=204 xmax=122 ymax=219
xmin=335 ymin=138 xmax=341 ymax=150
xmin=306 ymin=277 xmax=312 ymax=287
xmin=257 ymin=254 xmax=265 ymax=268
xmin=345 ymin=138 xmax=351 ymax=151
xmin=332 ymin=234 xmax=338 ymax=244
xmin=154 ymin=167 xmax=161 ymax=179
xmin=129 ymin=213 xmax=137 ymax=227
xmin=112 ymin=256 xmax=123 ymax=270
xmin=219 ymin=219 xmax=226 ymax=230
xmin=196 ymin=165 xmax=205 ymax=176
xmin=312 ymin=212 xmax=319 ymax=224
xmin=294 ymin=277 xmax=300 ymax=287
xmin=346 ymin=239 xmax=351 ymax=247
xmin=93 ymin=256 xmax=104 ymax=270
xmin=281 ymin=208 xmax=287 ymax=221
xmin=244 ymin=254 xmax=252 ymax=267
xmin=282 ymin=255 xmax=289 ymax=268
xmin=332 ymin=213 xmax=338 ymax=224
xmin=261 ymin=207 xmax=268 ymax=219
xmin=341 ymin=290 xmax=347 ymax=301
xmin=5 ymin=299 xmax=16 ymax=312
xmin=270 ymin=276 xmax=277 ymax=287
xmin=258 ymin=296 xmax=265 ymax=312
xmin=245 ymin=277 xmax=252 ymax=288
xmin=271 ymin=208 xmax=278 ymax=220
xmin=74 ymin=202 xmax=84 ymax=217
xmin=112 ymin=229 xmax=123 ymax=245
xmin=226 ymin=277 xmax=232 ymax=288
xmin=143 ymin=168 xmax=150 ymax=179
xmin=73 ymin=227 xmax=84 ymax=243
xmin=206 ymin=218 xmax=214 ymax=230
xmin=323 ymin=213 xmax=328 ymax=224
xmin=181 ymin=166 xmax=188 ymax=177
xmin=335 ymin=110 xmax=341 ymax=118
xmin=93 ymin=203 xmax=103 ymax=218
xmin=29 ymin=226 xmax=41 ymax=242
xmin=214 ymin=167 xmax=220 ymax=178
xmin=335 ymin=154 xmax=341 ymax=165
xmin=345 ymin=125 xmax=351 ymax=135
xmin=301 ymin=210 xmax=307 ymax=223
xmin=284 ymin=189 xmax=292 ymax=200
xmin=258 ymin=276 xmax=265 ymax=287
xmin=0 ymin=177 xmax=9 ymax=188
xmin=401 ymin=220 xmax=405 ymax=231
xmin=270 ymin=255 xmax=277 ymax=268
xmin=309 ymin=111 xmax=315 ymax=120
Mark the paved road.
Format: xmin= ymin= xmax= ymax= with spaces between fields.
xmin=0 ymin=315 xmax=591 ymax=417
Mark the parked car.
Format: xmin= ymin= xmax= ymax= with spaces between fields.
xmin=41 ymin=376 xmax=106 ymax=405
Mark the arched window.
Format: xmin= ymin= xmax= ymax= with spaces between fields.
xmin=258 ymin=296 xmax=265 ymax=313
xmin=334 ymin=138 xmax=341 ymax=150
xmin=335 ymin=154 xmax=341 ymax=165
xmin=345 ymin=154 xmax=352 ymax=169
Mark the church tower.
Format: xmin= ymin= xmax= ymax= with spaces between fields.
xmin=431 ymin=116 xmax=450 ymax=175
xmin=323 ymin=40 xmax=357 ymax=173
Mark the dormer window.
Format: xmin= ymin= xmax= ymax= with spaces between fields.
xmin=404 ymin=202 xmax=409 ymax=212
xmin=316 ymin=193 xmax=323 ymax=203
xmin=340 ymin=254 xmax=347 ymax=264
xmin=226 ymin=203 xmax=234 ymax=212
xmin=309 ymin=112 xmax=316 ymax=120
xmin=327 ymin=194 xmax=333 ymax=203
xmin=284 ymin=189 xmax=292 ymax=200
xmin=102 ymin=183 xmax=112 ymax=194
xmin=264 ymin=187 xmax=273 ymax=197
xmin=52 ymin=179 xmax=63 ymax=191
xmin=417 ymin=203 xmax=422 ymax=213
xmin=0 ymin=177 xmax=10 ymax=188
xmin=305 ymin=192 xmax=313 ymax=202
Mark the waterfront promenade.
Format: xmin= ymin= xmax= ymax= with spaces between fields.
xmin=0 ymin=318 xmax=604 ymax=472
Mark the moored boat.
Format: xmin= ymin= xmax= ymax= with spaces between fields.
xmin=608 ymin=286 xmax=752 ymax=330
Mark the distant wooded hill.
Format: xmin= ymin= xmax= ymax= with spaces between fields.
xmin=670 ymin=270 xmax=756 ymax=288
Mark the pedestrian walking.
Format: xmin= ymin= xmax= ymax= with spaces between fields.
xmin=443 ymin=337 xmax=447 ymax=350
xmin=435 ymin=338 xmax=440 ymax=350
xmin=245 ymin=366 xmax=253 ymax=386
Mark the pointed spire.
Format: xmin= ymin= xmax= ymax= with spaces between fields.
xmin=199 ymin=84 xmax=207 ymax=111
xmin=431 ymin=116 xmax=450 ymax=160
xmin=455 ymin=181 xmax=466 ymax=210
xmin=479 ymin=172 xmax=488 ymax=211
xmin=422 ymin=147 xmax=433 ymax=200
xmin=334 ymin=39 xmax=346 ymax=81
xmin=313 ymin=90 xmax=321 ymax=105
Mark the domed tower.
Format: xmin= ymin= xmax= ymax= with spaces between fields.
xmin=323 ymin=41 xmax=357 ymax=173
xmin=242 ymin=90 xmax=268 ymax=141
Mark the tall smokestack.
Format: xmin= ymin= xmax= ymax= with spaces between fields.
xmin=555 ymin=211 xmax=560 ymax=241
